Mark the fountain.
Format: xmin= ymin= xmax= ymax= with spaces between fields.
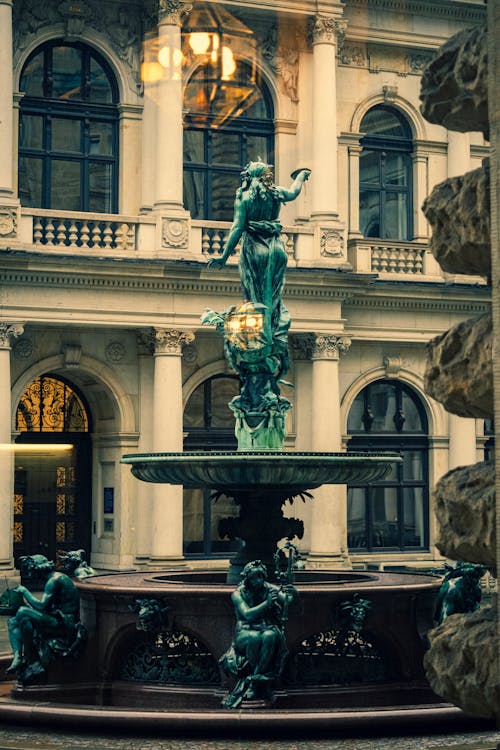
xmin=0 ymin=162 xmax=479 ymax=733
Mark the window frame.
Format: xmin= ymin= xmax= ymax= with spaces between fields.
xmin=18 ymin=40 xmax=119 ymax=213
xmin=359 ymin=105 xmax=413 ymax=241
xmin=347 ymin=379 xmax=429 ymax=553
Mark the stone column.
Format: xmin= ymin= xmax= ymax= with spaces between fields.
xmin=309 ymin=16 xmax=344 ymax=222
xmin=308 ymin=334 xmax=351 ymax=567
xmin=149 ymin=328 xmax=194 ymax=564
xmin=134 ymin=331 xmax=155 ymax=564
xmin=154 ymin=0 xmax=189 ymax=213
xmin=0 ymin=322 xmax=23 ymax=571
xmin=0 ymin=0 xmax=14 ymax=201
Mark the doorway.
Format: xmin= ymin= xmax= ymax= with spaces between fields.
xmin=14 ymin=374 xmax=92 ymax=569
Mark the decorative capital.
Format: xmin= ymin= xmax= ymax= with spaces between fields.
xmin=0 ymin=322 xmax=24 ymax=350
xmin=291 ymin=334 xmax=315 ymax=361
xmin=311 ymin=334 xmax=351 ymax=361
xmin=154 ymin=329 xmax=195 ymax=355
xmin=309 ymin=16 xmax=346 ymax=46
xmin=158 ymin=0 xmax=191 ymax=25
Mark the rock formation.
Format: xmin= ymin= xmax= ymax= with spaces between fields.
xmin=420 ymin=20 xmax=499 ymax=721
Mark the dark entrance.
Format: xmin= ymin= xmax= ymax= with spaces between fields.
xmin=14 ymin=374 xmax=92 ymax=569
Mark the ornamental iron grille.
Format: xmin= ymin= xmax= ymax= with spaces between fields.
xmin=120 ymin=631 xmax=220 ymax=685
xmin=16 ymin=375 xmax=89 ymax=432
xmin=284 ymin=628 xmax=397 ymax=686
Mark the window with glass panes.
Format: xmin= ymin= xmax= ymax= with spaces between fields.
xmin=359 ymin=106 xmax=413 ymax=240
xmin=18 ymin=41 xmax=119 ymax=213
xmin=347 ymin=380 xmax=429 ymax=552
xmin=183 ymin=62 xmax=274 ymax=221
xmin=183 ymin=375 xmax=240 ymax=555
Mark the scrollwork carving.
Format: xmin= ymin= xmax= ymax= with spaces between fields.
xmin=320 ymin=229 xmax=345 ymax=258
xmin=161 ymin=218 xmax=189 ymax=249
xmin=154 ymin=329 xmax=195 ymax=355
xmin=0 ymin=323 xmax=24 ymax=349
xmin=311 ymin=335 xmax=351 ymax=361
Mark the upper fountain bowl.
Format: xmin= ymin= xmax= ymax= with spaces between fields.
xmin=121 ymin=451 xmax=401 ymax=492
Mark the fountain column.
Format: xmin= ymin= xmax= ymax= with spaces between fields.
xmin=0 ymin=322 xmax=23 ymax=572
xmin=308 ymin=334 xmax=351 ymax=568
xmin=149 ymin=328 xmax=194 ymax=565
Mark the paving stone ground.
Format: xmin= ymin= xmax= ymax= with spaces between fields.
xmin=0 ymin=728 xmax=496 ymax=750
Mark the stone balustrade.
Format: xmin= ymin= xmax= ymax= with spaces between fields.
xmin=348 ymin=237 xmax=443 ymax=278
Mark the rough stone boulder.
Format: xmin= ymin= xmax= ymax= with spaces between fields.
xmin=425 ymin=313 xmax=493 ymax=418
xmin=433 ymin=461 xmax=496 ymax=571
xmin=420 ymin=25 xmax=488 ymax=138
xmin=424 ymin=604 xmax=499 ymax=719
xmin=422 ymin=162 xmax=490 ymax=277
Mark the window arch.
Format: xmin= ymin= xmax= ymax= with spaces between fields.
xmin=18 ymin=40 xmax=119 ymax=212
xmin=347 ymin=379 xmax=429 ymax=552
xmin=183 ymin=61 xmax=274 ymax=220
xmin=16 ymin=373 xmax=91 ymax=432
xmin=183 ymin=375 xmax=240 ymax=555
xmin=359 ymin=105 xmax=413 ymax=240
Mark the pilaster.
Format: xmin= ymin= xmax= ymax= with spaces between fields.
xmin=0 ymin=321 xmax=23 ymax=570
xmin=308 ymin=333 xmax=352 ymax=569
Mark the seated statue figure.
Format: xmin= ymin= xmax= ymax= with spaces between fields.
xmin=220 ymin=559 xmax=296 ymax=708
xmin=6 ymin=555 xmax=87 ymax=684
xmin=59 ymin=549 xmax=96 ymax=581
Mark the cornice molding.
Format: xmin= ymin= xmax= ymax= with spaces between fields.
xmin=345 ymin=293 xmax=489 ymax=314
xmin=345 ymin=0 xmax=486 ymax=24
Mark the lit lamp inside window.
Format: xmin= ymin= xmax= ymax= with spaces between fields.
xmin=224 ymin=302 xmax=266 ymax=350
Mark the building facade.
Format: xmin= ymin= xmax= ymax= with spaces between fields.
xmin=0 ymin=0 xmax=489 ymax=575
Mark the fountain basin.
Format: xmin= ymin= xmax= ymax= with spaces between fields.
xmin=121 ymin=451 xmax=401 ymax=491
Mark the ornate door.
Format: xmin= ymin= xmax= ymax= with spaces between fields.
xmin=14 ymin=374 xmax=92 ymax=567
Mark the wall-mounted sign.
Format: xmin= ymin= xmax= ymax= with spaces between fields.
xmin=103 ymin=487 xmax=114 ymax=514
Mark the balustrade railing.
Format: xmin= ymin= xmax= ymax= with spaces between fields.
xmin=192 ymin=220 xmax=298 ymax=259
xmin=348 ymin=237 xmax=435 ymax=276
xmin=28 ymin=209 xmax=138 ymax=252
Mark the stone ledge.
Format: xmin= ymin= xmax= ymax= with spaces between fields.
xmin=424 ymin=313 xmax=493 ymax=419
xmin=433 ymin=461 xmax=496 ymax=572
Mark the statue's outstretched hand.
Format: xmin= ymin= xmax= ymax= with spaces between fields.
xmin=207 ymin=257 xmax=226 ymax=270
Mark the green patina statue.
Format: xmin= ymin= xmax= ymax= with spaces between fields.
xmin=203 ymin=161 xmax=310 ymax=450
xmin=220 ymin=558 xmax=297 ymax=708
xmin=6 ymin=555 xmax=87 ymax=685
xmin=433 ymin=561 xmax=486 ymax=624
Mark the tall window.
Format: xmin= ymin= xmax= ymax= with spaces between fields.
xmin=359 ymin=106 xmax=413 ymax=240
xmin=183 ymin=62 xmax=274 ymax=220
xmin=347 ymin=380 xmax=429 ymax=552
xmin=19 ymin=41 xmax=119 ymax=212
xmin=183 ymin=375 xmax=240 ymax=555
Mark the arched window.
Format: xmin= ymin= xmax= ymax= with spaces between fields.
xmin=347 ymin=380 xmax=429 ymax=552
xmin=18 ymin=41 xmax=119 ymax=212
xmin=359 ymin=106 xmax=413 ymax=240
xmin=183 ymin=375 xmax=240 ymax=555
xmin=183 ymin=61 xmax=274 ymax=220
xmin=14 ymin=374 xmax=92 ymax=567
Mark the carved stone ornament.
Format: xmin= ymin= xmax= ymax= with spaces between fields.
xmin=382 ymin=84 xmax=398 ymax=101
xmin=161 ymin=218 xmax=189 ymax=249
xmin=63 ymin=345 xmax=82 ymax=369
xmin=312 ymin=335 xmax=352 ymax=361
xmin=407 ymin=52 xmax=434 ymax=75
xmin=158 ymin=0 xmax=192 ymax=25
xmin=154 ymin=329 xmax=195 ymax=355
xmin=308 ymin=17 xmax=346 ymax=46
xmin=13 ymin=0 xmax=142 ymax=92
xmin=182 ymin=344 xmax=197 ymax=365
xmin=338 ymin=44 xmax=367 ymax=67
xmin=137 ymin=329 xmax=155 ymax=356
xmin=106 ymin=342 xmax=126 ymax=363
xmin=291 ymin=334 xmax=315 ymax=361
xmin=13 ymin=338 xmax=34 ymax=360
xmin=261 ymin=26 xmax=300 ymax=103
xmin=0 ymin=323 xmax=24 ymax=349
xmin=383 ymin=355 xmax=402 ymax=377
xmin=320 ymin=229 xmax=345 ymax=258
xmin=0 ymin=207 xmax=18 ymax=238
